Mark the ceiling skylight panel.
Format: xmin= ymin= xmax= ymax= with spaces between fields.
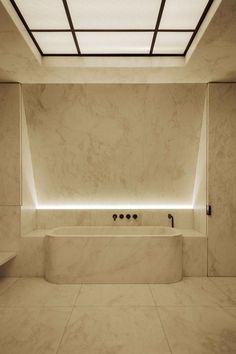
xmin=76 ymin=32 xmax=153 ymax=54
xmin=14 ymin=0 xmax=69 ymax=29
xmin=153 ymin=32 xmax=193 ymax=54
xmin=33 ymin=32 xmax=77 ymax=54
xmin=159 ymin=0 xmax=209 ymax=30
xmin=67 ymin=0 xmax=162 ymax=29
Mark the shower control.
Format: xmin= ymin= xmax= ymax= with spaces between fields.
xmin=112 ymin=214 xmax=118 ymax=221
xmin=119 ymin=214 xmax=124 ymax=219
xmin=126 ymin=214 xmax=131 ymax=219
xmin=133 ymin=214 xmax=138 ymax=220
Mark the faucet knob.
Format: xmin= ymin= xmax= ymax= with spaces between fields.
xmin=112 ymin=214 xmax=117 ymax=221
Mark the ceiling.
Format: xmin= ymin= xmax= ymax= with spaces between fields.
xmin=0 ymin=0 xmax=236 ymax=83
xmin=9 ymin=0 xmax=213 ymax=56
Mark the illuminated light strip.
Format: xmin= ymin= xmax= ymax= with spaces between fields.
xmin=36 ymin=204 xmax=193 ymax=210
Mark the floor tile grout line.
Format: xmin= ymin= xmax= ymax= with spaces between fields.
xmin=55 ymin=284 xmax=83 ymax=354
xmin=55 ymin=306 xmax=74 ymax=354
xmin=148 ymin=284 xmax=173 ymax=354
xmin=148 ymin=284 xmax=160 ymax=307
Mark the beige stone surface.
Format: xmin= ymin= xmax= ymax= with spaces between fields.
xmin=0 ymin=206 xmax=20 ymax=251
xmin=21 ymin=98 xmax=37 ymax=235
xmin=23 ymin=84 xmax=205 ymax=208
xmin=0 ymin=307 xmax=71 ymax=354
xmin=0 ymin=276 xmax=235 ymax=353
xmin=0 ymin=277 xmax=17 ymax=295
xmin=182 ymin=235 xmax=207 ymax=276
xmin=0 ymin=278 xmax=81 ymax=307
xmin=58 ymin=306 xmax=171 ymax=354
xmin=76 ymin=284 xmax=155 ymax=306
xmin=36 ymin=209 xmax=193 ymax=229
xmin=0 ymin=235 xmax=44 ymax=277
xmin=0 ymin=84 xmax=21 ymax=205
xmin=210 ymin=277 xmax=236 ymax=301
xmin=208 ymin=83 xmax=236 ymax=275
xmin=159 ymin=306 xmax=236 ymax=354
xmin=45 ymin=233 xmax=182 ymax=284
xmin=193 ymin=89 xmax=207 ymax=234
xmin=150 ymin=277 xmax=235 ymax=306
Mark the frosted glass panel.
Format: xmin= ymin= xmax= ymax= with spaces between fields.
xmin=68 ymin=0 xmax=162 ymax=29
xmin=153 ymin=32 xmax=193 ymax=54
xmin=160 ymin=0 xmax=209 ymax=29
xmin=77 ymin=32 xmax=153 ymax=54
xmin=15 ymin=0 xmax=69 ymax=29
xmin=33 ymin=32 xmax=77 ymax=54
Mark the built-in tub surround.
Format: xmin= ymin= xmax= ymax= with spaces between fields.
xmin=45 ymin=226 xmax=182 ymax=284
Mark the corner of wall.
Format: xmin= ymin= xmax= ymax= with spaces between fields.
xmin=192 ymin=87 xmax=208 ymax=234
xmin=20 ymin=92 xmax=37 ymax=235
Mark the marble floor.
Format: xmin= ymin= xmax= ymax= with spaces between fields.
xmin=0 ymin=277 xmax=235 ymax=354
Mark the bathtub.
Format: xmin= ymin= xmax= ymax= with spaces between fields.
xmin=45 ymin=226 xmax=182 ymax=284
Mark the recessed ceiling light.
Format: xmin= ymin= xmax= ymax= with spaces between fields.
xmin=10 ymin=0 xmax=215 ymax=56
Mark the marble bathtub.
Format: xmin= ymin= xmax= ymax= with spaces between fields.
xmin=45 ymin=226 xmax=182 ymax=284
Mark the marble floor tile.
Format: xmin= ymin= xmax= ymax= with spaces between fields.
xmin=210 ymin=277 xmax=236 ymax=301
xmin=0 ymin=277 xmax=18 ymax=295
xmin=159 ymin=306 xmax=236 ymax=354
xmin=0 ymin=307 xmax=71 ymax=354
xmin=76 ymin=284 xmax=155 ymax=306
xmin=57 ymin=306 xmax=171 ymax=354
xmin=150 ymin=277 xmax=235 ymax=306
xmin=0 ymin=278 xmax=81 ymax=307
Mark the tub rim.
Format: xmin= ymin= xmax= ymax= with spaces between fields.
xmin=46 ymin=225 xmax=182 ymax=238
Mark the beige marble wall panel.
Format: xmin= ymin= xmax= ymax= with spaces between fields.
xmin=183 ymin=236 xmax=207 ymax=276
xmin=0 ymin=206 xmax=20 ymax=251
xmin=36 ymin=209 xmax=193 ymax=229
xmin=193 ymin=90 xmax=207 ymax=234
xmin=21 ymin=208 xmax=36 ymax=235
xmin=0 ymin=235 xmax=44 ymax=277
xmin=23 ymin=84 xmax=205 ymax=207
xmin=21 ymin=98 xmax=37 ymax=235
xmin=208 ymin=83 xmax=236 ymax=276
xmin=0 ymin=84 xmax=21 ymax=205
xmin=45 ymin=235 xmax=182 ymax=284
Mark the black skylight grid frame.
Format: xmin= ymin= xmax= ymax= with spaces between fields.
xmin=10 ymin=0 xmax=214 ymax=57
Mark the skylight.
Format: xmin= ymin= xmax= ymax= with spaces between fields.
xmin=10 ymin=0 xmax=214 ymax=56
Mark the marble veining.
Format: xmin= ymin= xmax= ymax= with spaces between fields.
xmin=0 ymin=206 xmax=20 ymax=251
xmin=45 ymin=227 xmax=182 ymax=284
xmin=23 ymin=84 xmax=205 ymax=207
xmin=0 ymin=277 xmax=235 ymax=354
xmin=193 ymin=89 xmax=207 ymax=234
xmin=0 ymin=84 xmax=21 ymax=205
xmin=208 ymin=84 xmax=236 ymax=276
xmin=21 ymin=97 xmax=37 ymax=235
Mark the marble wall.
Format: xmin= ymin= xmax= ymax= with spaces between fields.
xmin=22 ymin=84 xmax=205 ymax=207
xmin=21 ymin=99 xmax=37 ymax=235
xmin=193 ymin=88 xmax=207 ymax=234
xmin=0 ymin=84 xmax=21 ymax=252
xmin=208 ymin=83 xmax=236 ymax=276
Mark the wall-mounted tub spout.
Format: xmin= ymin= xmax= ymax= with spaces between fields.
xmin=168 ymin=214 xmax=174 ymax=228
